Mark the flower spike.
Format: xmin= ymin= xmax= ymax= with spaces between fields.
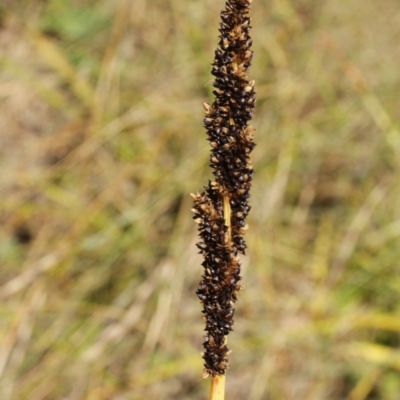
xmin=192 ymin=0 xmax=256 ymax=381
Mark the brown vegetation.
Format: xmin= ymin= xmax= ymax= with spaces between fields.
xmin=1 ymin=1 xmax=400 ymax=399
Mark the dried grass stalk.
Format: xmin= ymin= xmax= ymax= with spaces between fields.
xmin=191 ymin=0 xmax=256 ymax=396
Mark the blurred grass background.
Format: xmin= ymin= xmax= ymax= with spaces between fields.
xmin=1 ymin=0 xmax=400 ymax=399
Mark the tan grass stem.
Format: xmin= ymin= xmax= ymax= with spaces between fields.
xmin=210 ymin=374 xmax=226 ymax=400
xmin=208 ymin=196 xmax=231 ymax=400
xmin=223 ymin=196 xmax=232 ymax=241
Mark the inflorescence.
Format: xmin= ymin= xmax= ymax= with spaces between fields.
xmin=192 ymin=0 xmax=255 ymax=378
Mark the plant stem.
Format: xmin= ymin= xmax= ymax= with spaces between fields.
xmin=208 ymin=196 xmax=231 ymax=400
xmin=223 ymin=196 xmax=232 ymax=241
xmin=210 ymin=374 xmax=226 ymax=400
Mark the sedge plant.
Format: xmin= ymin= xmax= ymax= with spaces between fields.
xmin=191 ymin=0 xmax=256 ymax=399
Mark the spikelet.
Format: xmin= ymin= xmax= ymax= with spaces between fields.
xmin=192 ymin=0 xmax=255 ymax=378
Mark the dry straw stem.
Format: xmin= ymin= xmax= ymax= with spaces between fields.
xmin=192 ymin=0 xmax=256 ymax=398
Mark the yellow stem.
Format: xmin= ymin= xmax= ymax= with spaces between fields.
xmin=208 ymin=196 xmax=231 ymax=400
xmin=223 ymin=196 xmax=232 ymax=239
xmin=210 ymin=375 xmax=226 ymax=400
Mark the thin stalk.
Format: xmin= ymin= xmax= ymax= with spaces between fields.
xmin=223 ymin=196 xmax=232 ymax=241
xmin=210 ymin=374 xmax=226 ymax=400
xmin=192 ymin=0 xmax=255 ymax=398
xmin=208 ymin=196 xmax=231 ymax=400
